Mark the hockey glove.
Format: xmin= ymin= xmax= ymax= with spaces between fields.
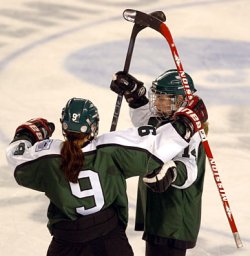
xmin=110 ymin=71 xmax=148 ymax=108
xmin=143 ymin=161 xmax=177 ymax=193
xmin=13 ymin=118 xmax=55 ymax=145
xmin=174 ymin=95 xmax=208 ymax=137
xmin=110 ymin=71 xmax=143 ymax=94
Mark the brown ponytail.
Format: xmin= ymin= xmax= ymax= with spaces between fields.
xmin=60 ymin=132 xmax=87 ymax=183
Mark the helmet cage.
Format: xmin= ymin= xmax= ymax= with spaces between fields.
xmin=149 ymin=86 xmax=183 ymax=118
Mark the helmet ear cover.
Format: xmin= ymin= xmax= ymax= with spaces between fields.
xmin=60 ymin=98 xmax=99 ymax=139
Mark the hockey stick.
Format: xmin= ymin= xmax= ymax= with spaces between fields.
xmin=110 ymin=11 xmax=166 ymax=131
xmin=123 ymin=9 xmax=243 ymax=248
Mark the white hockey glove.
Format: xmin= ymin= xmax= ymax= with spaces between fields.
xmin=143 ymin=160 xmax=177 ymax=193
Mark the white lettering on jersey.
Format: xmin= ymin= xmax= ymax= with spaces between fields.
xmin=69 ymin=170 xmax=104 ymax=215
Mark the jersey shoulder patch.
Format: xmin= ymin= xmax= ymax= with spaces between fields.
xmin=35 ymin=139 xmax=53 ymax=152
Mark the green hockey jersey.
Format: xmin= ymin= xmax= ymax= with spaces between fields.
xmin=130 ymin=104 xmax=206 ymax=249
xmin=6 ymin=124 xmax=188 ymax=232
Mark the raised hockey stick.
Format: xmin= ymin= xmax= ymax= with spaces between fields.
xmin=123 ymin=9 xmax=243 ymax=248
xmin=110 ymin=11 xmax=166 ymax=131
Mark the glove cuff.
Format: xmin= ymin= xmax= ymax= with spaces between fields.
xmin=12 ymin=131 xmax=36 ymax=144
xmin=128 ymin=96 xmax=149 ymax=109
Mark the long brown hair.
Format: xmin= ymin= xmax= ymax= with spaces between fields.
xmin=60 ymin=132 xmax=87 ymax=183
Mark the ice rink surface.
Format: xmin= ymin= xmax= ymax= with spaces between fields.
xmin=0 ymin=0 xmax=250 ymax=255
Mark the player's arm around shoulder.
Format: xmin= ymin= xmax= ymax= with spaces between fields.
xmin=95 ymin=124 xmax=189 ymax=183
xmin=97 ymin=123 xmax=189 ymax=163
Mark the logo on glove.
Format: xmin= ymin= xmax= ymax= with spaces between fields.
xmin=178 ymin=107 xmax=201 ymax=130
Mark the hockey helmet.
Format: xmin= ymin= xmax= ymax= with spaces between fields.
xmin=61 ymin=97 xmax=99 ymax=138
xmin=149 ymin=69 xmax=196 ymax=118
xmin=151 ymin=69 xmax=196 ymax=96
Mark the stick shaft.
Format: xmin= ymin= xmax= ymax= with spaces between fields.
xmin=110 ymin=25 xmax=143 ymax=132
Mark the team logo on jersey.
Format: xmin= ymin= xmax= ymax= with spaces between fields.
xmin=35 ymin=139 xmax=53 ymax=152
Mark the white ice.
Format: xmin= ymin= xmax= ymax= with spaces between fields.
xmin=0 ymin=0 xmax=249 ymax=255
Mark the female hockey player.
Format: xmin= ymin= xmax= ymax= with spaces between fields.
xmin=111 ymin=69 xmax=208 ymax=256
xmin=6 ymin=96 xmax=206 ymax=256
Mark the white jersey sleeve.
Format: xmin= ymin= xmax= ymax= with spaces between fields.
xmin=6 ymin=124 xmax=188 ymax=175
xmin=6 ymin=139 xmax=62 ymax=173
xmin=93 ymin=123 xmax=188 ymax=163
xmin=172 ymin=132 xmax=201 ymax=189
xmin=129 ymin=103 xmax=152 ymax=127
